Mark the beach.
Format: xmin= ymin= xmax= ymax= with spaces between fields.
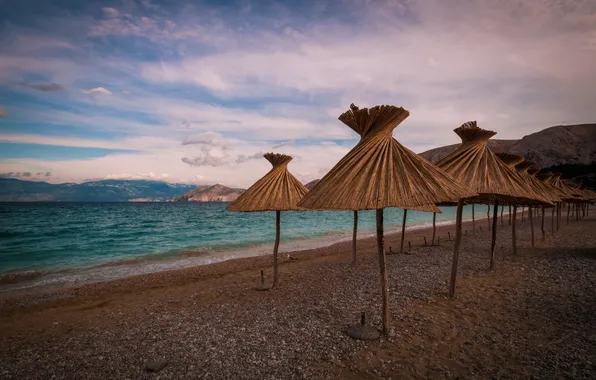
xmin=1 ymin=211 xmax=594 ymax=379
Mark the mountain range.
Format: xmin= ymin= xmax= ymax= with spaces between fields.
xmin=0 ymin=179 xmax=196 ymax=202
xmin=419 ymin=124 xmax=596 ymax=168
xmin=170 ymin=184 xmax=245 ymax=202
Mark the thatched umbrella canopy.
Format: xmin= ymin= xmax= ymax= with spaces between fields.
xmin=227 ymin=153 xmax=308 ymax=289
xmin=512 ymin=160 xmax=556 ymax=247
xmin=298 ymin=104 xmax=476 ymax=335
xmin=436 ymin=123 xmax=551 ymax=296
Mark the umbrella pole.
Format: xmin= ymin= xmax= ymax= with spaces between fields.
xmin=521 ymin=206 xmax=525 ymax=222
xmin=487 ymin=204 xmax=490 ymax=231
xmin=490 ymin=200 xmax=499 ymax=270
xmin=376 ymin=208 xmax=389 ymax=335
xmin=557 ymin=203 xmax=560 ymax=231
xmin=529 ymin=206 xmax=534 ymax=247
xmin=576 ymin=203 xmax=580 ymax=222
xmin=508 ymin=205 xmax=512 ymax=225
xmin=551 ymin=207 xmax=555 ymax=235
xmin=432 ymin=212 xmax=436 ymax=246
xmin=541 ymin=206 xmax=545 ymax=241
xmin=400 ymin=209 xmax=408 ymax=253
xmin=472 ymin=204 xmax=475 ymax=233
xmin=351 ymin=210 xmax=358 ymax=265
xmin=449 ymin=199 xmax=465 ymax=299
xmin=512 ymin=206 xmax=518 ymax=255
xmin=567 ymin=203 xmax=570 ymax=225
xmin=272 ymin=210 xmax=281 ymax=288
xmin=500 ymin=205 xmax=504 ymax=226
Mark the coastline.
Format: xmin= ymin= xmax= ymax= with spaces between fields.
xmin=0 ymin=208 xmax=501 ymax=296
xmin=0 ymin=211 xmax=510 ymax=308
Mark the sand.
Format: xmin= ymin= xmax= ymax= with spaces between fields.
xmin=0 ymin=210 xmax=594 ymax=379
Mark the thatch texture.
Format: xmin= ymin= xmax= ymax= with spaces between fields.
xmin=227 ymin=153 xmax=308 ymax=212
xmin=550 ymin=174 xmax=585 ymax=202
xmin=436 ymin=123 xmax=551 ymax=205
xmin=298 ymin=104 xmax=477 ymax=212
xmin=513 ymin=161 xmax=559 ymax=205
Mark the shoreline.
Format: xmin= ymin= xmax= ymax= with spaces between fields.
xmin=0 ymin=210 xmax=516 ymax=308
xmin=0 ymin=210 xmax=477 ymax=294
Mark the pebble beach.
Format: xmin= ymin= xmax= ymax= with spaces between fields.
xmin=1 ymin=211 xmax=595 ymax=379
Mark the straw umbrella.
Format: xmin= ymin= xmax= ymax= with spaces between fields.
xmin=298 ymin=104 xmax=476 ymax=335
xmin=227 ymin=153 xmax=308 ymax=289
xmin=527 ymin=167 xmax=563 ymax=240
xmin=513 ymin=160 xmax=555 ymax=247
xmin=535 ymin=173 xmax=562 ymax=235
xmin=436 ymin=124 xmax=550 ymax=292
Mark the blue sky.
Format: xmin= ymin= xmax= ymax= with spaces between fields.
xmin=1 ymin=0 xmax=595 ymax=186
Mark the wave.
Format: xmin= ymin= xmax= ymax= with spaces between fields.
xmin=0 ymin=270 xmax=44 ymax=285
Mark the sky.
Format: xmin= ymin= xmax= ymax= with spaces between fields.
xmin=1 ymin=0 xmax=595 ymax=187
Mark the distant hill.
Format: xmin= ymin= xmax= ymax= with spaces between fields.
xmin=304 ymin=179 xmax=320 ymax=190
xmin=419 ymin=124 xmax=596 ymax=168
xmin=0 ymin=179 xmax=196 ymax=202
xmin=171 ymin=184 xmax=245 ymax=202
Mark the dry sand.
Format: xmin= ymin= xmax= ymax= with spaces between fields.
xmin=0 ymin=210 xmax=594 ymax=379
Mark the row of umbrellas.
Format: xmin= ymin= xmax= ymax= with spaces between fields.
xmin=226 ymin=104 xmax=595 ymax=336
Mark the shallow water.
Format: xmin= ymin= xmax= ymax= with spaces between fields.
xmin=0 ymin=202 xmax=495 ymax=290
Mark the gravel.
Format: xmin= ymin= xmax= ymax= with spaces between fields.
xmin=0 ymin=212 xmax=594 ymax=379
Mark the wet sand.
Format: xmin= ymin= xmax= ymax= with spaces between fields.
xmin=0 ymin=210 xmax=594 ymax=379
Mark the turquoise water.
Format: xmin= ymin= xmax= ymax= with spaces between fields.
xmin=0 ymin=202 xmax=491 ymax=290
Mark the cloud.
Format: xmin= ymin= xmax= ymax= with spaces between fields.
xmin=84 ymin=87 xmax=112 ymax=96
xmin=1 ymin=0 xmax=596 ymax=186
xmin=0 ymin=108 xmax=4 ymax=117
xmin=181 ymin=155 xmax=227 ymax=167
xmin=235 ymin=151 xmax=264 ymax=164
xmin=21 ymin=82 xmax=65 ymax=92
xmin=102 ymin=7 xmax=119 ymax=18
xmin=272 ymin=140 xmax=295 ymax=149
xmin=0 ymin=171 xmax=48 ymax=179
xmin=122 ymin=90 xmax=131 ymax=95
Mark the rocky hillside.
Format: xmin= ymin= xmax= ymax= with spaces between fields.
xmin=305 ymin=179 xmax=320 ymax=190
xmin=171 ymin=184 xmax=245 ymax=202
xmin=419 ymin=124 xmax=596 ymax=168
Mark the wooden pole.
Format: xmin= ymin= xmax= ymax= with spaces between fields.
xmin=500 ymin=205 xmax=504 ymax=226
xmin=508 ymin=205 xmax=512 ymax=225
xmin=351 ymin=210 xmax=358 ymax=265
xmin=567 ymin=203 xmax=570 ymax=225
xmin=487 ymin=204 xmax=491 ymax=231
xmin=400 ymin=209 xmax=408 ymax=254
xmin=376 ymin=208 xmax=389 ymax=336
xmin=490 ymin=200 xmax=499 ymax=270
xmin=512 ymin=206 xmax=517 ymax=255
xmin=449 ymin=199 xmax=465 ymax=299
xmin=576 ymin=203 xmax=579 ymax=222
xmin=529 ymin=206 xmax=534 ymax=247
xmin=551 ymin=206 xmax=555 ymax=235
xmin=472 ymin=204 xmax=475 ymax=233
xmin=432 ymin=212 xmax=436 ymax=245
xmin=557 ymin=203 xmax=560 ymax=231
xmin=541 ymin=206 xmax=545 ymax=241
xmin=521 ymin=206 xmax=525 ymax=222
xmin=272 ymin=210 xmax=281 ymax=288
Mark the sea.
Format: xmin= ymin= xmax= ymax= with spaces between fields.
xmin=0 ymin=202 xmax=493 ymax=292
